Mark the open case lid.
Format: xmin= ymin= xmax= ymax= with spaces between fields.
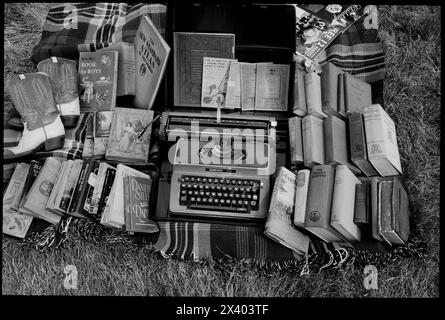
xmin=164 ymin=3 xmax=296 ymax=112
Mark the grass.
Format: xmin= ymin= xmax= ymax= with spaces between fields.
xmin=2 ymin=4 xmax=440 ymax=297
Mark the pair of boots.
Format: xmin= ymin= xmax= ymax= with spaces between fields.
xmin=5 ymin=57 xmax=80 ymax=161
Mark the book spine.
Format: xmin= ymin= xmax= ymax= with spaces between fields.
xmin=348 ymin=113 xmax=379 ymax=176
xmin=321 ymin=62 xmax=344 ymax=119
xmin=123 ymin=175 xmax=132 ymax=231
xmin=304 ymin=165 xmax=335 ymax=230
xmin=304 ymin=71 xmax=327 ymax=119
xmin=379 ymin=180 xmax=395 ymax=245
xmin=337 ymin=73 xmax=346 ymax=116
xmin=288 ymin=116 xmax=304 ymax=165
xmin=293 ymin=67 xmax=307 ymax=116
xmin=323 ymin=116 xmax=335 ymax=165
xmin=354 ymin=183 xmax=369 ymax=224
xmin=293 ymin=169 xmax=310 ymax=227
xmin=343 ymin=73 xmax=351 ymax=113
xmin=97 ymin=168 xmax=116 ymax=219
xmin=330 ymin=165 xmax=362 ymax=242
xmin=302 ymin=115 xmax=325 ymax=167
xmin=68 ymin=159 xmax=90 ymax=214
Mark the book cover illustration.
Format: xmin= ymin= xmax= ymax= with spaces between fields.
xmin=106 ymin=108 xmax=154 ymax=162
xmin=293 ymin=5 xmax=369 ymax=61
xmin=174 ymin=32 xmax=235 ymax=107
xmin=79 ymin=51 xmax=118 ymax=112
xmin=201 ymin=57 xmax=236 ymax=108
xmin=134 ymin=15 xmax=171 ymax=109
xmin=124 ymin=175 xmax=159 ymax=234
xmin=94 ymin=111 xmax=114 ymax=137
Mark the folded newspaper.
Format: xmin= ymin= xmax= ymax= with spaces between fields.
xmin=264 ymin=167 xmax=310 ymax=256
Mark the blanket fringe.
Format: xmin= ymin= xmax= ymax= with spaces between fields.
xmin=21 ymin=217 xmax=428 ymax=274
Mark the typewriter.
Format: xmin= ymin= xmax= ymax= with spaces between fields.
xmin=161 ymin=111 xmax=277 ymax=220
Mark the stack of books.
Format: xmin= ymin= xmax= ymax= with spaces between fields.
xmin=3 ymin=156 xmax=159 ymax=239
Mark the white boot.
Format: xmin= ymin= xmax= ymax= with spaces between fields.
xmin=37 ymin=57 xmax=80 ymax=127
xmin=4 ymin=73 xmax=65 ymax=161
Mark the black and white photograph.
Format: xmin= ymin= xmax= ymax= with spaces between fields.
xmin=2 ymin=1 xmax=440 ymax=305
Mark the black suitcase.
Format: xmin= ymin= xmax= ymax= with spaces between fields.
xmin=153 ymin=3 xmax=296 ymax=225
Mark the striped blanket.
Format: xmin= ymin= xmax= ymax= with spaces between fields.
xmin=5 ymin=3 xmax=399 ymax=264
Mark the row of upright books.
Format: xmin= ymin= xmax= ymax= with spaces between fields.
xmin=264 ymin=165 xmax=410 ymax=256
xmin=3 ymin=157 xmax=158 ymax=239
xmin=289 ymin=103 xmax=402 ymax=178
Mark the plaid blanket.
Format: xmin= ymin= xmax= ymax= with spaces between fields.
xmin=10 ymin=3 xmax=390 ymax=263
xmin=31 ymin=3 xmax=167 ymax=63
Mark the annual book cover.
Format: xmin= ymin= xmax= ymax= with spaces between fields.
xmin=3 ymin=163 xmax=33 ymax=239
xmin=123 ymin=175 xmax=159 ymax=234
xmin=134 ymin=15 xmax=170 ymax=109
xmin=264 ymin=167 xmax=310 ymax=256
xmin=174 ymin=32 xmax=235 ymax=107
xmin=105 ymin=107 xmax=154 ymax=162
xmin=78 ymin=51 xmax=118 ymax=112
xmin=22 ymin=157 xmax=62 ymax=225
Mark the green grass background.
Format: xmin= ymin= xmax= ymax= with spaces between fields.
xmin=2 ymin=4 xmax=440 ymax=297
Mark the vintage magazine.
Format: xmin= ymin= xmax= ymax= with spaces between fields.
xmin=105 ymin=107 xmax=154 ymax=162
xmin=201 ymin=57 xmax=236 ymax=108
xmin=293 ymin=5 xmax=369 ymax=61
xmin=264 ymin=167 xmax=310 ymax=256
xmin=134 ymin=15 xmax=171 ymax=109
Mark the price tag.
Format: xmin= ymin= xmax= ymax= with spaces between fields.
xmin=18 ymin=74 xmax=26 ymax=80
xmin=51 ymin=57 xmax=58 ymax=63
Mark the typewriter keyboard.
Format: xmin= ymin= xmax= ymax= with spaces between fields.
xmin=178 ymin=175 xmax=262 ymax=214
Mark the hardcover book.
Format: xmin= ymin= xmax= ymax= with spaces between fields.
xmin=354 ymin=182 xmax=371 ymax=225
xmin=89 ymin=162 xmax=116 ymax=219
xmin=304 ymin=71 xmax=327 ymax=119
xmin=59 ymin=159 xmax=83 ymax=214
xmin=79 ymin=51 xmax=118 ymax=112
xmin=134 ymin=15 xmax=170 ymax=109
xmin=288 ymin=116 xmax=304 ymax=165
xmin=330 ymin=165 xmax=362 ymax=242
xmin=254 ymin=63 xmax=290 ymax=111
xmin=343 ymin=72 xmax=372 ymax=114
xmin=46 ymin=160 xmax=67 ymax=216
xmin=225 ymin=61 xmax=241 ymax=109
xmin=201 ymin=57 xmax=236 ymax=108
xmin=98 ymin=42 xmax=135 ymax=96
xmin=304 ymin=164 xmax=346 ymax=242
xmin=378 ymin=180 xmax=394 ymax=245
xmin=293 ymin=66 xmax=307 ymax=116
xmin=174 ymin=32 xmax=235 ymax=107
xmin=347 ymin=112 xmax=379 ymax=176
xmin=240 ymin=62 xmax=257 ymax=111
xmin=363 ymin=104 xmax=402 ymax=176
xmin=96 ymin=166 xmax=116 ymax=219
xmin=293 ymin=169 xmax=311 ymax=228
xmin=323 ymin=115 xmax=360 ymax=174
xmin=302 ymin=115 xmax=325 ymax=167
xmin=68 ymin=158 xmax=95 ymax=217
xmin=16 ymin=160 xmax=42 ymax=211
xmin=93 ymin=111 xmax=113 ymax=159
xmin=321 ymin=62 xmax=345 ymax=119
xmin=22 ymin=157 xmax=62 ymax=225
xmin=101 ymin=164 xmax=153 ymax=228
xmin=3 ymin=163 xmax=33 ymax=239
xmin=105 ymin=107 xmax=154 ymax=162
xmin=264 ymin=167 xmax=310 ymax=256
xmin=52 ymin=160 xmax=74 ymax=215
xmin=123 ymin=175 xmax=159 ymax=234
xmin=81 ymin=160 xmax=100 ymax=216
xmin=337 ymin=73 xmax=345 ymax=115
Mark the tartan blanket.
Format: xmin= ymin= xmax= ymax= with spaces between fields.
xmin=6 ymin=3 xmax=393 ymax=264
xmin=31 ymin=3 xmax=167 ymax=63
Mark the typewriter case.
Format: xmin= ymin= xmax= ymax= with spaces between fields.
xmin=153 ymin=3 xmax=297 ymax=225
